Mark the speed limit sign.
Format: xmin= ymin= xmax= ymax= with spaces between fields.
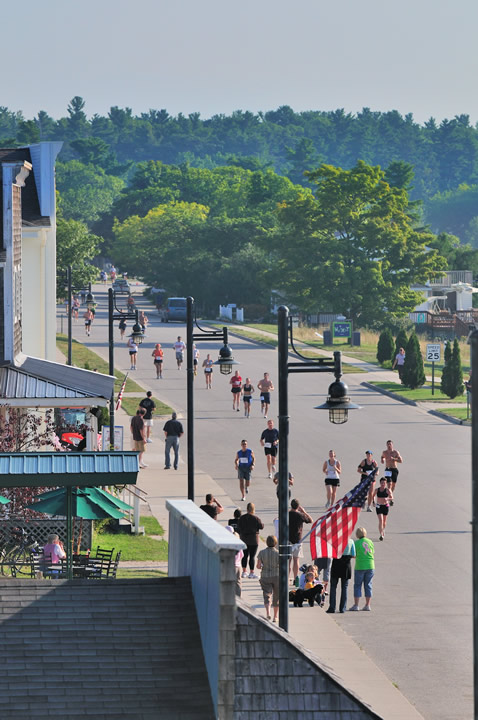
xmin=426 ymin=344 xmax=441 ymax=362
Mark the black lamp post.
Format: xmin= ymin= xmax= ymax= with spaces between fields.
xmin=108 ymin=288 xmax=144 ymax=450
xmin=277 ymin=305 xmax=360 ymax=631
xmin=186 ymin=296 xmax=238 ymax=501
xmin=470 ymin=330 xmax=478 ymax=719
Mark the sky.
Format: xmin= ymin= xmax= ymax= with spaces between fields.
xmin=4 ymin=0 xmax=478 ymax=125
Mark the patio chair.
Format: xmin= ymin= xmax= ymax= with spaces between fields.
xmin=109 ymin=551 xmax=122 ymax=579
xmin=88 ymin=555 xmax=113 ymax=579
xmin=92 ymin=546 xmax=114 ymax=561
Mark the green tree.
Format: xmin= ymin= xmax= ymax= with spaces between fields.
xmin=56 ymin=160 xmax=124 ymax=225
xmin=402 ymin=333 xmax=425 ymax=389
xmin=376 ymin=329 xmax=394 ymax=364
xmin=56 ymin=216 xmax=102 ymax=297
xmin=273 ymin=161 xmax=446 ymax=326
xmin=441 ymin=339 xmax=464 ymax=398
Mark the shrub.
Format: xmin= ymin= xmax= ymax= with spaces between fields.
xmin=376 ymin=329 xmax=395 ymax=364
xmin=442 ymin=339 xmax=464 ymax=398
xmin=402 ymin=333 xmax=425 ymax=389
xmin=394 ymin=329 xmax=409 ymax=359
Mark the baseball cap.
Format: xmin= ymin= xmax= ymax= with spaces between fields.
xmin=365 ymin=450 xmax=373 ymax=454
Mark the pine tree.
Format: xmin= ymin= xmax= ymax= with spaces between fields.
xmin=446 ymin=339 xmax=464 ymax=398
xmin=402 ymin=333 xmax=425 ymax=389
xmin=394 ymin=329 xmax=409 ymax=359
xmin=440 ymin=341 xmax=453 ymax=397
xmin=376 ymin=328 xmax=394 ymax=365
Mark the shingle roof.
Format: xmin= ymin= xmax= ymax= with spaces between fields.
xmin=0 ymin=452 xmax=139 ymax=488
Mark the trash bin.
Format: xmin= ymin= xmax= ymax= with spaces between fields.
xmin=352 ymin=331 xmax=361 ymax=347
xmin=323 ymin=330 xmax=332 ymax=346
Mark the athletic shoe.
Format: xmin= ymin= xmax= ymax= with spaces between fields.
xmin=237 ymin=408 xmax=240 ymax=412
xmin=366 ymin=506 xmax=372 ymax=512
xmin=325 ymin=500 xmax=330 ymax=509
xmin=164 ymin=466 xmax=170 ymax=470
xmin=248 ymin=573 xmax=258 ymax=579
xmin=264 ymin=415 xmax=267 ymax=419
xmin=349 ymin=605 xmax=359 ymax=611
xmin=241 ymin=571 xmax=247 ymax=578
xmin=362 ymin=606 xmax=371 ymax=611
xmin=139 ymin=463 xmax=148 ymax=469
xmin=146 ymin=438 xmax=153 ymax=443
xmin=326 ymin=608 xmax=335 ymax=614
xmin=268 ymin=473 xmax=272 ymax=479
xmin=241 ymin=496 xmax=245 ymax=501
xmin=245 ymin=487 xmax=249 ymax=494
xmin=379 ymin=535 xmax=383 ymax=541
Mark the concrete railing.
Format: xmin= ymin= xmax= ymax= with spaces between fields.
xmin=166 ymin=499 xmax=245 ymax=720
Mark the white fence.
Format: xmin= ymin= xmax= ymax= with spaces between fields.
xmin=219 ymin=305 xmax=244 ymax=322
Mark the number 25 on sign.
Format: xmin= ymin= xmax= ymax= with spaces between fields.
xmin=426 ymin=344 xmax=441 ymax=362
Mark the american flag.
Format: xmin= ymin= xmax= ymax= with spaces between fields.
xmin=115 ymin=373 xmax=128 ymax=411
xmin=309 ymin=468 xmax=378 ymax=559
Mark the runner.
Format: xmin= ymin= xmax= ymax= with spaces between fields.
xmin=72 ymin=297 xmax=80 ymax=321
xmin=260 ymin=419 xmax=279 ymax=478
xmin=323 ymin=450 xmax=341 ymax=508
xmin=202 ymin=354 xmax=214 ymax=388
xmin=127 ymin=335 xmax=138 ymax=370
xmin=380 ymin=439 xmax=403 ymax=497
xmin=242 ymin=378 xmax=255 ymax=417
xmin=152 ymin=343 xmax=164 ymax=378
xmin=173 ymin=336 xmax=186 ymax=370
xmin=230 ymin=370 xmax=242 ymax=411
xmin=193 ymin=344 xmax=200 ymax=376
xmin=373 ymin=477 xmax=394 ymax=541
xmin=139 ymin=310 xmax=148 ymax=335
xmin=83 ymin=308 xmax=93 ymax=336
xmin=234 ymin=440 xmax=256 ymax=501
xmin=257 ymin=372 xmax=274 ymax=418
xmin=118 ymin=314 xmax=127 ymax=339
xmin=357 ymin=450 xmax=378 ymax=512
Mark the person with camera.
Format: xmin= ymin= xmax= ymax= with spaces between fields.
xmin=199 ymin=494 xmax=224 ymax=521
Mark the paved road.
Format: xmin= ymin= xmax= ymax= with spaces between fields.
xmin=66 ymin=285 xmax=472 ymax=720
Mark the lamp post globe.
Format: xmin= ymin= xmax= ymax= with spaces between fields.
xmin=315 ymin=378 xmax=361 ymax=424
xmin=214 ymin=343 xmax=239 ymax=375
xmin=130 ymin=322 xmax=144 ymax=345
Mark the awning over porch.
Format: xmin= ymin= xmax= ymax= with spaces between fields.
xmin=0 ymin=452 xmax=138 ymax=488
xmin=0 ymin=354 xmax=115 ymax=407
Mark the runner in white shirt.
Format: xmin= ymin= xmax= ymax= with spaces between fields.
xmin=193 ymin=344 xmax=200 ymax=376
xmin=174 ymin=336 xmax=186 ymax=370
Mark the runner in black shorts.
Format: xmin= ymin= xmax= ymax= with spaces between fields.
xmin=373 ymin=477 xmax=394 ymax=540
xmin=257 ymin=372 xmax=274 ymax=418
xmin=260 ymin=419 xmax=279 ymax=478
xmin=380 ymin=440 xmax=403 ymax=497
xmin=242 ymin=378 xmax=254 ymax=418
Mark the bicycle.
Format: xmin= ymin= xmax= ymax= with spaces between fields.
xmin=0 ymin=527 xmax=40 ymax=576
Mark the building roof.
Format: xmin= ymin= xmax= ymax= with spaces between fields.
xmin=0 ymin=355 xmax=115 ymax=407
xmin=0 ymin=148 xmax=50 ymax=240
xmin=0 ymin=452 xmax=139 ymax=488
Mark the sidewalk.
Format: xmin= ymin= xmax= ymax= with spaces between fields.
xmin=112 ymin=407 xmax=424 ymax=720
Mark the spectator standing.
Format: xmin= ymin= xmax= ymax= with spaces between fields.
xmin=131 ymin=408 xmax=147 ymax=468
xmin=237 ymin=502 xmax=264 ymax=579
xmin=227 ymin=508 xmax=242 ymax=533
xmin=139 ymin=391 xmax=156 ymax=443
xmin=392 ymin=347 xmax=406 ymax=382
xmin=350 ymin=527 xmax=375 ymax=611
xmin=256 ymin=535 xmax=280 ymax=622
xmin=199 ymin=493 xmax=224 ymax=520
xmin=326 ymin=537 xmax=356 ymax=614
xmin=289 ymin=498 xmax=313 ymax=584
xmin=163 ymin=412 xmax=183 ymax=470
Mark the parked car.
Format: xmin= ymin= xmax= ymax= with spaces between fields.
xmin=159 ymin=297 xmax=187 ymax=322
xmin=112 ymin=278 xmax=130 ymax=294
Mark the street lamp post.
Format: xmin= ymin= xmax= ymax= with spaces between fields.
xmin=470 ymin=330 xmax=478 ymax=719
xmin=277 ymin=305 xmax=360 ymax=631
xmin=186 ymin=296 xmax=238 ymax=501
xmin=108 ymin=288 xmax=144 ymax=450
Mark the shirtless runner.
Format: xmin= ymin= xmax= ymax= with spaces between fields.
xmin=380 ymin=440 xmax=403 ymax=497
xmin=257 ymin=372 xmax=274 ymax=418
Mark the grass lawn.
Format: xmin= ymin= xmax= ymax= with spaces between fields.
xmin=56 ymin=334 xmax=143 ymax=392
xmin=92 ymin=515 xmax=168 ymax=561
xmin=120 ymin=396 xmax=173 ymax=417
xmin=437 ymin=407 xmax=471 ymax=421
xmin=116 ymin=568 xmax=167 ymax=579
xmin=370 ymin=381 xmax=467 ymax=403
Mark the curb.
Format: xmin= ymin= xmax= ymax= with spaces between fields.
xmin=427 ymin=409 xmax=467 ymax=426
